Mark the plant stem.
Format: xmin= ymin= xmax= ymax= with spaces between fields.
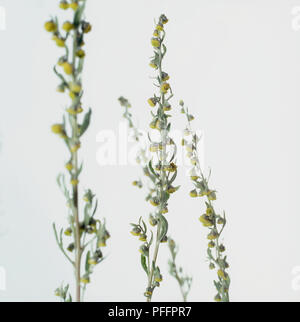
xmin=147 ymin=229 xmax=161 ymax=302
xmin=72 ymin=29 xmax=81 ymax=303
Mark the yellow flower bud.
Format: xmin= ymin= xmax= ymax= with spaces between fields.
xmin=160 ymin=82 xmax=170 ymax=94
xmin=156 ymin=23 xmax=164 ymax=31
xmin=139 ymin=234 xmax=147 ymax=242
xmin=209 ymin=263 xmax=215 ymax=270
xmin=218 ymin=244 xmax=226 ymax=253
xmin=163 ymin=106 xmax=172 ymax=113
xmin=217 ymin=269 xmax=228 ymax=280
xmin=82 ymin=22 xmax=92 ymax=33
xmin=189 ymin=189 xmax=198 ymax=198
xmin=147 ymin=98 xmax=156 ymax=107
xmin=207 ymin=230 xmax=218 ymax=240
xmin=162 ymin=207 xmax=168 ymax=214
xmin=208 ymin=191 xmax=217 ymax=201
xmin=151 ymin=38 xmax=160 ymax=48
xmin=98 ymin=240 xmax=107 ymax=247
xmin=65 ymin=162 xmax=73 ymax=171
xmin=153 ymin=29 xmax=159 ymax=37
xmin=155 ymin=275 xmax=163 ymax=282
xmin=55 ymin=37 xmax=65 ymax=47
xmin=64 ymin=228 xmax=72 ymax=236
xmin=69 ymin=92 xmax=76 ymax=100
xmin=62 ymin=62 xmax=73 ymax=75
xmin=208 ymin=241 xmax=215 ymax=248
xmin=70 ymin=143 xmax=81 ymax=153
xmin=66 ymin=108 xmax=76 ymax=115
xmin=67 ymin=243 xmax=75 ymax=252
xmin=214 ymin=294 xmax=222 ymax=302
xmin=88 ymin=258 xmax=98 ymax=265
xmin=206 ymin=207 xmax=214 ymax=215
xmin=131 ymin=227 xmax=141 ymax=236
xmin=59 ymin=1 xmax=69 ymax=10
xmin=166 ymin=163 xmax=177 ymax=172
xmin=69 ymin=82 xmax=81 ymax=93
xmin=57 ymin=84 xmax=65 ymax=93
xmin=69 ymin=2 xmax=79 ymax=10
xmin=44 ymin=21 xmax=57 ymax=32
xmin=160 ymin=14 xmax=169 ymax=24
xmin=149 ymin=215 xmax=158 ymax=227
xmin=80 ymin=277 xmax=90 ymax=284
xmin=76 ymin=49 xmax=86 ymax=58
xmin=149 ymin=61 xmax=158 ymax=69
xmin=51 ymin=124 xmax=64 ymax=134
xmin=150 ymin=198 xmax=159 ymax=207
xmin=199 ymin=214 xmax=214 ymax=227
xmin=149 ymin=120 xmax=158 ymax=129
xmin=167 ymin=186 xmax=176 ymax=194
xmin=71 ymin=179 xmax=79 ymax=186
xmin=217 ymin=218 xmax=225 ymax=225
xmin=62 ymin=21 xmax=74 ymax=32
xmin=160 ymin=236 xmax=168 ymax=243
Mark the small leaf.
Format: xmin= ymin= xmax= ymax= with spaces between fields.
xmin=73 ymin=2 xmax=86 ymax=27
xmin=141 ymin=255 xmax=148 ymax=275
xmin=85 ymin=251 xmax=91 ymax=272
xmin=148 ymin=161 xmax=159 ymax=179
xmin=80 ymin=108 xmax=92 ymax=137
xmin=158 ymin=214 xmax=168 ymax=241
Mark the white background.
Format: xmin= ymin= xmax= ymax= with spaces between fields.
xmin=0 ymin=0 xmax=300 ymax=302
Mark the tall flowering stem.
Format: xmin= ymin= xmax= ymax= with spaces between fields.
xmin=119 ymin=15 xmax=179 ymax=302
xmin=180 ymin=101 xmax=230 ymax=302
xmin=45 ymin=0 xmax=109 ymax=302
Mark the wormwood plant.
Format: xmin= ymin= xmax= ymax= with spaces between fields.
xmin=168 ymin=239 xmax=192 ymax=302
xmin=180 ymin=101 xmax=230 ymax=302
xmin=45 ymin=0 xmax=109 ymax=302
xmin=119 ymin=15 xmax=180 ymax=302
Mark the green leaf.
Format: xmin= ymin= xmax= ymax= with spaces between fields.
xmin=169 ymin=169 xmax=177 ymax=185
xmin=141 ymin=255 xmax=148 ymax=276
xmin=85 ymin=251 xmax=91 ymax=272
xmin=158 ymin=214 xmax=168 ymax=241
xmin=53 ymin=66 xmax=67 ymax=85
xmin=148 ymin=231 xmax=154 ymax=247
xmin=80 ymin=108 xmax=92 ymax=137
xmin=148 ymin=161 xmax=159 ymax=179
xmin=73 ymin=2 xmax=86 ymax=27
xmin=76 ymin=162 xmax=83 ymax=177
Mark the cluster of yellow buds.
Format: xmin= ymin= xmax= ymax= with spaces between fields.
xmin=130 ymin=218 xmax=150 ymax=244
xmin=54 ymin=284 xmax=72 ymax=302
